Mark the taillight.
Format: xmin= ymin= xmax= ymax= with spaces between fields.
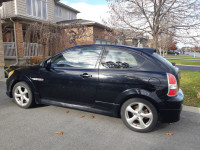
xmin=167 ymin=73 xmax=178 ymax=96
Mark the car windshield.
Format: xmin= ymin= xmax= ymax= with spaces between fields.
xmin=152 ymin=53 xmax=173 ymax=67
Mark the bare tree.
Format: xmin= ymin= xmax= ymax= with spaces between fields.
xmin=159 ymin=34 xmax=173 ymax=56
xmin=106 ymin=0 xmax=200 ymax=50
xmin=25 ymin=22 xmax=93 ymax=58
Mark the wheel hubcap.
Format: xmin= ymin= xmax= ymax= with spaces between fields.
xmin=125 ymin=102 xmax=153 ymax=129
xmin=14 ymin=86 xmax=29 ymax=106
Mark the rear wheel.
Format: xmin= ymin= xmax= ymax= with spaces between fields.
xmin=12 ymin=82 xmax=34 ymax=108
xmin=121 ymin=98 xmax=158 ymax=132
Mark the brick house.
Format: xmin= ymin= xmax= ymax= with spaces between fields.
xmin=0 ymin=0 xmax=118 ymax=66
xmin=57 ymin=19 xmax=116 ymax=47
xmin=0 ymin=0 xmax=80 ymax=65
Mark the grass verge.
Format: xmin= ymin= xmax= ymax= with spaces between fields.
xmin=164 ymin=54 xmax=200 ymax=59
xmin=180 ymin=70 xmax=200 ymax=107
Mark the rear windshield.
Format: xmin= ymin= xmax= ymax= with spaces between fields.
xmin=152 ymin=53 xmax=173 ymax=67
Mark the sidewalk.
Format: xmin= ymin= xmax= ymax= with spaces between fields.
xmin=183 ymin=105 xmax=200 ymax=114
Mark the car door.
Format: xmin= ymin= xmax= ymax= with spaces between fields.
xmin=97 ymin=46 xmax=147 ymax=104
xmin=38 ymin=46 xmax=103 ymax=105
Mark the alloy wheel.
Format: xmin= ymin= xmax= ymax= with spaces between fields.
xmin=125 ymin=102 xmax=153 ymax=129
xmin=14 ymin=86 xmax=30 ymax=107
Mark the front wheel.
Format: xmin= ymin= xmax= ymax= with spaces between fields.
xmin=12 ymin=82 xmax=35 ymax=108
xmin=121 ymin=98 xmax=158 ymax=132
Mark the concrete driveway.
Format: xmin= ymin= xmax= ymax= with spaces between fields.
xmin=0 ymin=80 xmax=200 ymax=150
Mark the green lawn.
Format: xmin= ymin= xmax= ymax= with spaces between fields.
xmin=180 ymin=71 xmax=200 ymax=107
xmin=168 ymin=60 xmax=200 ymax=66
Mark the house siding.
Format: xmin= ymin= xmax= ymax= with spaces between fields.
xmin=0 ymin=1 xmax=15 ymax=18
xmin=16 ymin=0 xmax=26 ymax=16
xmin=47 ymin=0 xmax=55 ymax=22
xmin=54 ymin=5 xmax=77 ymax=23
xmin=16 ymin=0 xmax=54 ymax=22
xmin=1 ymin=0 xmax=77 ymax=23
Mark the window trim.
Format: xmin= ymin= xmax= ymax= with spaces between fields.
xmin=99 ymin=46 xmax=146 ymax=70
xmin=49 ymin=46 xmax=104 ymax=70
xmin=55 ymin=5 xmax=62 ymax=18
xmin=26 ymin=0 xmax=48 ymax=20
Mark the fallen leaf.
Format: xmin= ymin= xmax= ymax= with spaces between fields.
xmin=56 ymin=131 xmax=64 ymax=135
xmin=90 ymin=115 xmax=95 ymax=119
xmin=66 ymin=110 xmax=69 ymax=114
xmin=181 ymin=116 xmax=185 ymax=119
xmin=80 ymin=115 xmax=85 ymax=118
xmin=197 ymin=92 xmax=200 ymax=98
xmin=165 ymin=132 xmax=174 ymax=136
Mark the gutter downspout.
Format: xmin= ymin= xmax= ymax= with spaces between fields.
xmin=5 ymin=18 xmax=18 ymax=76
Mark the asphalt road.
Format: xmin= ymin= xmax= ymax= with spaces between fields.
xmin=168 ymin=59 xmax=200 ymax=61
xmin=0 ymin=81 xmax=200 ymax=150
xmin=176 ymin=65 xmax=200 ymax=71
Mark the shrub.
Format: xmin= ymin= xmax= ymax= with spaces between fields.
xmin=30 ymin=56 xmax=43 ymax=64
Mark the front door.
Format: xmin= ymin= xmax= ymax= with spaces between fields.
xmin=38 ymin=46 xmax=103 ymax=105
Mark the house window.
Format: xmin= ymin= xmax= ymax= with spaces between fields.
xmin=55 ymin=6 xmax=62 ymax=17
xmin=68 ymin=11 xmax=76 ymax=20
xmin=26 ymin=0 xmax=47 ymax=20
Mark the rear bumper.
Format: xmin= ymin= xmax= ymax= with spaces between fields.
xmin=159 ymin=89 xmax=184 ymax=123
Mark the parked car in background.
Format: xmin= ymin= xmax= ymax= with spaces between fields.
xmin=6 ymin=45 xmax=184 ymax=132
xmin=167 ymin=50 xmax=179 ymax=55
xmin=196 ymin=50 xmax=200 ymax=53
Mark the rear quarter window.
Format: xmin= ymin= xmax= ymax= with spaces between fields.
xmin=152 ymin=53 xmax=173 ymax=67
xmin=100 ymin=48 xmax=145 ymax=69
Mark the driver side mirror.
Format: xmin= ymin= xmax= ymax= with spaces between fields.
xmin=43 ymin=59 xmax=51 ymax=68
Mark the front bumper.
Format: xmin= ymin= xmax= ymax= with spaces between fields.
xmin=159 ymin=89 xmax=184 ymax=123
xmin=6 ymin=75 xmax=15 ymax=98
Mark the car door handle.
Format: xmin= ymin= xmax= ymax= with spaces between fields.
xmin=80 ymin=73 xmax=92 ymax=78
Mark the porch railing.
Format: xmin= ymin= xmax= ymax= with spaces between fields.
xmin=3 ymin=42 xmax=43 ymax=58
xmin=3 ymin=42 xmax=16 ymax=57
xmin=23 ymin=43 xmax=43 ymax=57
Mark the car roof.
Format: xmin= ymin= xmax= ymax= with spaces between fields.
xmin=64 ymin=44 xmax=156 ymax=55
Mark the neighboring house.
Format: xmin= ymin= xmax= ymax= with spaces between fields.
xmin=0 ymin=0 xmax=80 ymax=65
xmin=125 ymin=37 xmax=149 ymax=48
xmin=124 ymin=31 xmax=149 ymax=48
xmin=57 ymin=19 xmax=116 ymax=48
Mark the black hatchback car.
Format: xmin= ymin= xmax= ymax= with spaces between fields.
xmin=6 ymin=45 xmax=184 ymax=132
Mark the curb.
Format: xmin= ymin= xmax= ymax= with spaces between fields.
xmin=0 ymin=78 xmax=7 ymax=82
xmin=183 ymin=105 xmax=200 ymax=114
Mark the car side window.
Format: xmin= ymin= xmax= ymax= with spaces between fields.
xmin=100 ymin=48 xmax=145 ymax=69
xmin=51 ymin=47 xmax=102 ymax=69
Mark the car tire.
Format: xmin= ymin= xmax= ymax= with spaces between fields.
xmin=12 ymin=82 xmax=35 ymax=109
xmin=121 ymin=98 xmax=158 ymax=133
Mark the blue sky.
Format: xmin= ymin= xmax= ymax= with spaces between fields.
xmin=60 ymin=0 xmax=107 ymax=5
